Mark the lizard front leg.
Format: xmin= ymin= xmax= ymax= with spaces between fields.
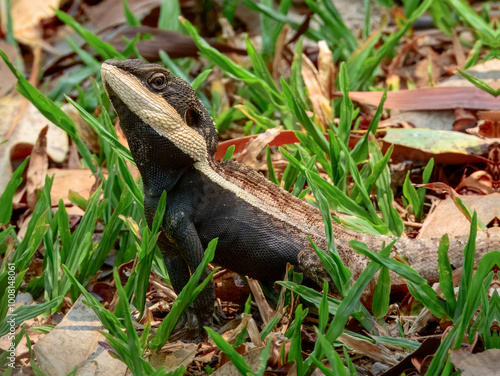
xmin=161 ymin=222 xmax=216 ymax=341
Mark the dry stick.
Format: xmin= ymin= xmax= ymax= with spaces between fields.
xmin=247 ymin=277 xmax=275 ymax=325
xmin=403 ymin=220 xmax=423 ymax=229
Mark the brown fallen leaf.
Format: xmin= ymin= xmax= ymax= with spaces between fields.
xmin=411 ymin=354 xmax=434 ymax=375
xmin=64 ymin=103 xmax=99 ymax=154
xmin=235 ymin=126 xmax=283 ymax=167
xmin=47 ymin=168 xmax=99 ymax=206
xmin=1 ymin=0 xmax=61 ymax=47
xmin=450 ymin=58 xmax=500 ymax=91
xmin=301 ymin=53 xmax=332 ymax=128
xmin=0 ymin=40 xmax=18 ymax=98
xmin=266 ymin=334 xmax=292 ymax=370
xmin=378 ymin=53 xmax=499 ymax=131
xmin=272 ymin=24 xmax=290 ymax=81
xmin=467 ymin=110 xmax=500 ymax=138
xmin=215 ymin=130 xmax=300 ymax=161
xmin=317 ymin=40 xmax=335 ymax=101
xmin=26 ymin=126 xmax=49 ymax=211
xmin=263 ymin=361 xmax=297 ymax=376
xmin=90 ymin=282 xmax=117 ymax=306
xmin=456 ymin=170 xmax=495 ymax=195
xmin=414 ymin=54 xmax=434 ymax=88
xmin=215 ymin=347 xmax=264 ymax=375
xmin=453 ymin=108 xmax=476 ymax=132
xmin=33 ymin=296 xmax=127 ymax=376
xmin=346 ymin=87 xmax=500 ymax=111
xmin=386 ymin=32 xmax=423 ymax=89
xmin=226 ymin=313 xmax=262 ymax=347
xmin=150 ymin=342 xmax=197 ymax=373
xmin=450 ymin=349 xmax=500 ymax=376
xmin=452 ymin=29 xmax=466 ymax=69
xmin=84 ymin=0 xmax=161 ymax=32
xmin=109 ymin=26 xmax=247 ymax=61
xmin=214 ymin=269 xmax=251 ymax=307
xmin=0 ymin=94 xmax=68 ymax=193
xmin=381 ymin=128 xmax=489 ymax=165
xmin=338 ymin=333 xmax=403 ymax=365
xmin=418 ymin=193 xmax=500 ymax=238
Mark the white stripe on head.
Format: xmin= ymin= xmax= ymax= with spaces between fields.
xmin=101 ymin=63 xmax=208 ymax=162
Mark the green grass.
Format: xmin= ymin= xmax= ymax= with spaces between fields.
xmin=1 ymin=0 xmax=499 ymax=374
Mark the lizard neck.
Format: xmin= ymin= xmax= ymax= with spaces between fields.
xmin=118 ymin=106 xmax=193 ymax=196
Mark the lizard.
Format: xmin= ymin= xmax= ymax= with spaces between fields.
xmin=100 ymin=59 xmax=500 ymax=340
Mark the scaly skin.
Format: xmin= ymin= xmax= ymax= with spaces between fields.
xmin=101 ymin=59 xmax=500 ymax=340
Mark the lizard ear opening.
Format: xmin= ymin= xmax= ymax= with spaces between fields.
xmin=185 ymin=108 xmax=197 ymax=128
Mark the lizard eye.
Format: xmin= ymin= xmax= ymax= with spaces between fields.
xmin=149 ymin=73 xmax=167 ymax=90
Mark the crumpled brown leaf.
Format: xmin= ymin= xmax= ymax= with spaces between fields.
xmin=450 ymin=349 xmax=500 ymax=376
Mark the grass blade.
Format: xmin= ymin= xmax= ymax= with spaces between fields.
xmin=0 ymin=158 xmax=29 ymax=225
xmin=0 ymin=296 xmax=63 ymax=337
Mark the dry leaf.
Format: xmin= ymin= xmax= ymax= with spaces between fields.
xmin=108 ymin=26 xmax=247 ymax=61
xmin=235 ymin=126 xmax=283 ymax=167
xmin=301 ymin=54 xmax=332 ymax=127
xmin=26 ymin=126 xmax=49 ymax=210
xmin=214 ymin=270 xmax=251 ymax=306
xmin=150 ymin=342 xmax=197 ymax=373
xmin=453 ymin=108 xmax=476 ymax=132
xmin=450 ymin=349 xmax=500 ymax=376
xmin=338 ymin=333 xmax=402 ymax=365
xmin=452 ymin=29 xmax=466 ymax=69
xmin=0 ymin=40 xmax=18 ymax=98
xmin=414 ymin=51 xmax=440 ymax=87
xmin=455 ymin=170 xmax=495 ymax=195
xmin=48 ymin=168 xmax=98 ymax=205
xmin=418 ymin=193 xmax=500 ymax=238
xmin=1 ymin=0 xmax=62 ymax=46
xmin=272 ymin=24 xmax=290 ymax=80
xmin=467 ymin=111 xmax=500 ymax=138
xmin=215 ymin=130 xmax=300 ymax=161
xmin=226 ymin=313 xmax=262 ymax=347
xmin=85 ymin=0 xmax=161 ymax=32
xmin=378 ymin=110 xmax=455 ymax=131
xmin=214 ymin=347 xmax=264 ymax=375
xmin=33 ymin=296 xmax=127 ymax=376
xmin=64 ymin=103 xmax=99 ymax=154
xmin=347 ymin=87 xmax=500 ymax=111
xmin=443 ymin=59 xmax=500 ymax=90
xmin=0 ymin=94 xmax=68 ymax=193
xmin=317 ymin=40 xmax=335 ymax=100
xmin=379 ymin=337 xmax=441 ymax=376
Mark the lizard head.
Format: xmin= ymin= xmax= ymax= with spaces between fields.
xmin=101 ymin=59 xmax=218 ymax=169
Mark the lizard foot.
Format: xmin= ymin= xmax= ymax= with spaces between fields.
xmin=168 ymin=308 xmax=213 ymax=343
